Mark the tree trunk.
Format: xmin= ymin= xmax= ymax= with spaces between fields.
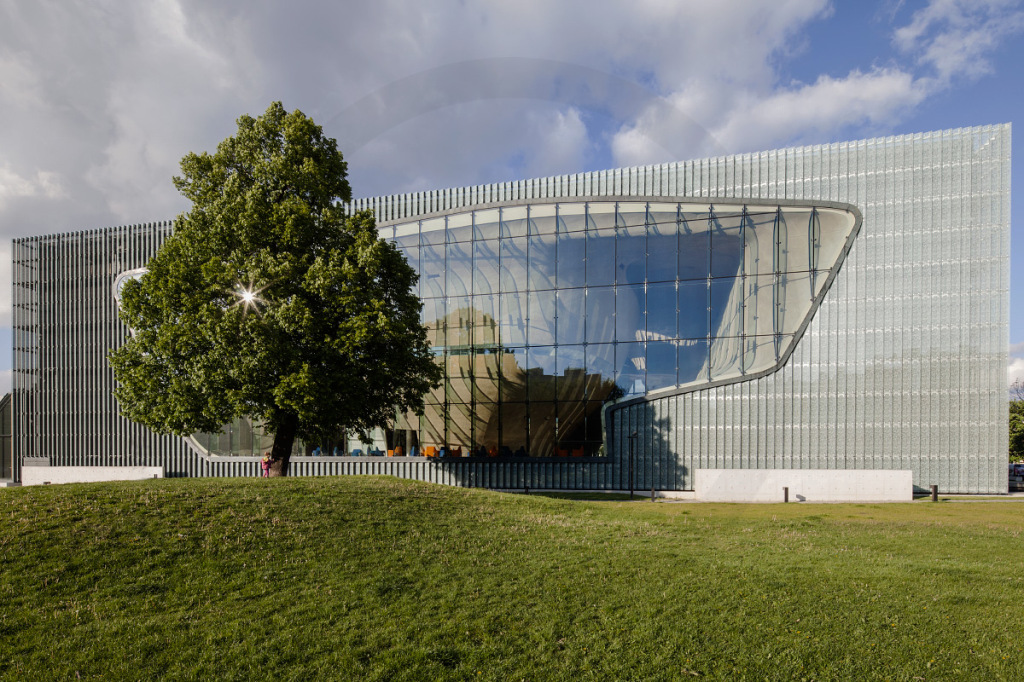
xmin=267 ymin=413 xmax=299 ymax=477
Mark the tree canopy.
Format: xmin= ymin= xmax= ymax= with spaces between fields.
xmin=1011 ymin=380 xmax=1024 ymax=462
xmin=109 ymin=102 xmax=440 ymax=475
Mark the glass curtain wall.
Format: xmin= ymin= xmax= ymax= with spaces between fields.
xmin=384 ymin=200 xmax=856 ymax=459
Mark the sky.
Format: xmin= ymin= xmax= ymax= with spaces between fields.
xmin=1 ymin=0 xmax=1023 ymax=394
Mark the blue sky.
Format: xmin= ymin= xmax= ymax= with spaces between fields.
xmin=1 ymin=0 xmax=1023 ymax=392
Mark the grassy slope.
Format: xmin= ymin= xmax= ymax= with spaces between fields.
xmin=1 ymin=477 xmax=1023 ymax=681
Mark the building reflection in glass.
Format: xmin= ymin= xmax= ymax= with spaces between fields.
xmin=381 ymin=199 xmax=856 ymax=458
xmin=189 ymin=200 xmax=858 ymax=459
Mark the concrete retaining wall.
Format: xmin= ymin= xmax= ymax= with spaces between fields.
xmin=695 ymin=469 xmax=913 ymax=502
xmin=21 ymin=466 xmax=164 ymax=486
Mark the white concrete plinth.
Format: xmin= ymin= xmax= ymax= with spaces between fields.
xmin=21 ymin=466 xmax=164 ymax=486
xmin=694 ymin=469 xmax=913 ymax=503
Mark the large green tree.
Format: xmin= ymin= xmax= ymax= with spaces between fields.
xmin=110 ymin=102 xmax=440 ymax=476
xmin=1011 ymin=380 xmax=1024 ymax=462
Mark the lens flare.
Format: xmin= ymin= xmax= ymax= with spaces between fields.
xmin=233 ymin=282 xmax=266 ymax=313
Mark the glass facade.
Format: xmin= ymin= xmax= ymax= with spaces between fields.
xmin=11 ymin=125 xmax=1010 ymax=492
xmin=0 ymin=393 xmax=10 ymax=479
xmin=382 ymin=200 xmax=857 ymax=458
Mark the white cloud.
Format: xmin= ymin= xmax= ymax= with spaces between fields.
xmin=894 ymin=0 xmax=1024 ymax=82
xmin=613 ymin=67 xmax=928 ymax=166
xmin=1009 ymin=357 xmax=1024 ymax=389
xmin=612 ymin=0 xmax=1024 ymax=166
xmin=347 ymin=99 xmax=599 ymax=197
xmin=611 ymin=91 xmax=726 ymax=168
xmin=0 ymin=53 xmax=43 ymax=107
xmin=1010 ymin=342 xmax=1024 ymax=391
xmin=710 ymin=68 xmax=928 ymax=153
xmin=521 ymin=107 xmax=592 ymax=179
xmin=0 ymin=165 xmax=65 ymax=209
xmin=611 ymin=123 xmax=671 ymax=170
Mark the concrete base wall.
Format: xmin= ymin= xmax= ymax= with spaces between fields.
xmin=21 ymin=466 xmax=164 ymax=486
xmin=695 ymin=469 xmax=913 ymax=502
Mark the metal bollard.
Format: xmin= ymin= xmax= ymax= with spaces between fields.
xmin=930 ymin=484 xmax=938 ymax=502
xmin=783 ymin=486 xmax=789 ymax=503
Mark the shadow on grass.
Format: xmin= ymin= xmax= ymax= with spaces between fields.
xmin=524 ymin=492 xmax=637 ymax=501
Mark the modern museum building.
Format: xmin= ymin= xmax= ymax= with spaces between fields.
xmin=8 ymin=124 xmax=1011 ymax=494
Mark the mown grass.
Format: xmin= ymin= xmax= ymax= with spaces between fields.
xmin=2 ymin=477 xmax=1023 ymax=680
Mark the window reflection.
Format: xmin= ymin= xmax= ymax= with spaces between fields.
xmin=588 ymin=203 xmax=617 ymax=230
xmin=500 ymin=235 xmax=527 ymax=292
xmin=586 ymin=287 xmax=615 ymax=344
xmin=710 ymin=213 xmax=745 ymax=278
xmin=616 ymin=223 xmax=646 ymax=285
xmin=420 ymin=242 xmax=445 ymax=298
xmin=586 ymin=229 xmax=615 ymax=287
xmin=528 ymin=231 xmax=557 ymax=291
xmin=678 ymin=339 xmax=709 ymax=385
xmin=616 ymin=341 xmax=646 ymax=396
xmin=678 ymin=214 xmax=710 ymax=280
xmin=647 ymin=282 xmax=677 ymax=338
xmin=501 ymin=207 xmax=529 ymax=238
xmin=474 ymin=211 xmax=500 ymax=240
xmin=362 ymin=201 xmax=855 ymax=458
xmin=557 ymin=231 xmax=585 ymax=287
xmin=190 ymin=201 xmax=855 ymax=460
xmin=473 ymin=239 xmax=497 ymax=295
xmin=527 ymin=290 xmax=556 ymax=346
xmin=556 ymin=289 xmax=586 ymax=345
xmin=616 ymin=284 xmax=644 ymax=342
xmin=646 ymin=340 xmax=678 ymax=391
xmin=446 ymin=241 xmax=472 ymax=297
xmin=586 ymin=343 xmax=616 ymax=386
xmin=647 ymin=208 xmax=678 ymax=282
xmin=558 ymin=204 xmax=587 ymax=233
xmin=678 ymin=281 xmax=709 ymax=339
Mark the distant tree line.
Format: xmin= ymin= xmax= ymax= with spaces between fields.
xmin=1011 ymin=379 xmax=1024 ymax=461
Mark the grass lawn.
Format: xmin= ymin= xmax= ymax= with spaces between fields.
xmin=2 ymin=477 xmax=1023 ymax=680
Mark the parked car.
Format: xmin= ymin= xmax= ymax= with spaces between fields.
xmin=1009 ymin=463 xmax=1024 ymax=477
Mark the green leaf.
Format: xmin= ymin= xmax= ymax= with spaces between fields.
xmin=110 ymin=102 xmax=441 ymax=462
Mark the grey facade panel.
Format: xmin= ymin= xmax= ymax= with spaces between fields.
xmin=11 ymin=125 xmax=1010 ymax=492
xmin=12 ymin=224 xmax=207 ymax=479
xmin=604 ymin=127 xmax=1010 ymax=493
